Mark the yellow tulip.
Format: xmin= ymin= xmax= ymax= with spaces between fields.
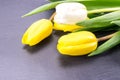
xmin=22 ymin=19 xmax=53 ymax=46
xmin=53 ymin=22 xmax=83 ymax=32
xmin=57 ymin=31 xmax=98 ymax=56
xmin=53 ymin=18 xmax=89 ymax=32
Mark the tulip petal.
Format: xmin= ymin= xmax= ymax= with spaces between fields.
xmin=57 ymin=31 xmax=98 ymax=56
xmin=22 ymin=19 xmax=53 ymax=46
xmin=57 ymin=42 xmax=97 ymax=56
xmin=53 ymin=22 xmax=83 ymax=32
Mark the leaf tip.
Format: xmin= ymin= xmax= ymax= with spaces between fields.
xmin=21 ymin=14 xmax=29 ymax=18
xmin=87 ymin=53 xmax=94 ymax=57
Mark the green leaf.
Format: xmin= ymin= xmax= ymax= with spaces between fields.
xmin=88 ymin=31 xmax=120 ymax=57
xmin=88 ymin=7 xmax=120 ymax=14
xmin=22 ymin=0 xmax=120 ymax=17
xmin=22 ymin=1 xmax=64 ymax=17
xmin=76 ymin=10 xmax=120 ymax=32
xmin=81 ymin=0 xmax=120 ymax=10
xmin=22 ymin=0 xmax=93 ymax=17
xmin=48 ymin=0 xmax=63 ymax=2
xmin=111 ymin=20 xmax=120 ymax=26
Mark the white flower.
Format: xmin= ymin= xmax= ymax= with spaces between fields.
xmin=54 ymin=2 xmax=88 ymax=24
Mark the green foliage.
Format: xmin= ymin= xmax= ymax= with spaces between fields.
xmin=23 ymin=0 xmax=120 ymax=17
xmin=22 ymin=1 xmax=64 ymax=17
xmin=88 ymin=31 xmax=120 ymax=57
xmin=76 ymin=10 xmax=120 ymax=32
xmin=111 ymin=20 xmax=120 ymax=26
xmin=49 ymin=0 xmax=64 ymax=2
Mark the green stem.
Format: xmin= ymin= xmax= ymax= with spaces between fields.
xmin=88 ymin=31 xmax=120 ymax=57
xmin=98 ymin=33 xmax=115 ymax=42
xmin=88 ymin=7 xmax=120 ymax=14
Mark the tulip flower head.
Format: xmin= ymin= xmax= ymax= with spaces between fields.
xmin=53 ymin=2 xmax=88 ymax=32
xmin=57 ymin=31 xmax=98 ymax=56
xmin=22 ymin=19 xmax=53 ymax=46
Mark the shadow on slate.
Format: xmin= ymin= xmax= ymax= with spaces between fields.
xmin=23 ymin=34 xmax=53 ymax=54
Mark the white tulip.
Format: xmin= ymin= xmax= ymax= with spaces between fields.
xmin=54 ymin=2 xmax=88 ymax=24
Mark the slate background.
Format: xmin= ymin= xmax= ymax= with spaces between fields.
xmin=0 ymin=0 xmax=120 ymax=80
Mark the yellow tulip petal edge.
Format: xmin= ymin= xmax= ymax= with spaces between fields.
xmin=22 ymin=19 xmax=53 ymax=46
xmin=57 ymin=31 xmax=98 ymax=56
xmin=53 ymin=22 xmax=83 ymax=32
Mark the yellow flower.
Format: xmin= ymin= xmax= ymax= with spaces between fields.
xmin=53 ymin=22 xmax=83 ymax=32
xmin=22 ymin=19 xmax=53 ymax=46
xmin=57 ymin=31 xmax=98 ymax=56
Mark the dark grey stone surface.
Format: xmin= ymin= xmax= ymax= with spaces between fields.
xmin=0 ymin=0 xmax=120 ymax=80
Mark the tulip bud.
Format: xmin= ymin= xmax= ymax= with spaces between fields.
xmin=54 ymin=2 xmax=87 ymax=24
xmin=22 ymin=19 xmax=53 ymax=46
xmin=53 ymin=2 xmax=88 ymax=32
xmin=57 ymin=31 xmax=98 ymax=56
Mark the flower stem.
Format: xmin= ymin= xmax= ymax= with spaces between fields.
xmin=98 ymin=33 xmax=115 ymax=42
xmin=49 ymin=12 xmax=56 ymax=21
